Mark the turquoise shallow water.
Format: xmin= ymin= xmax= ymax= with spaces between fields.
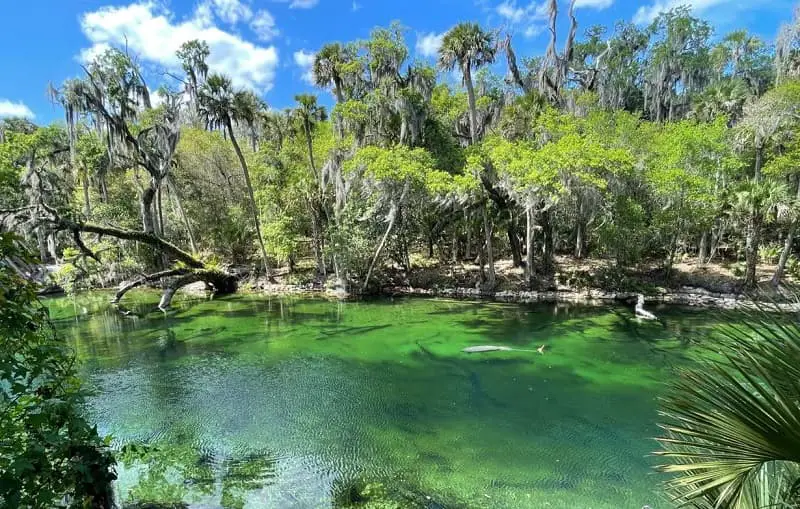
xmin=46 ymin=292 xmax=718 ymax=508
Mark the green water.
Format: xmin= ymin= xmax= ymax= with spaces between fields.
xmin=47 ymin=292 xmax=718 ymax=508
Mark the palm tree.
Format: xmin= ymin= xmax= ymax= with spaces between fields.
xmin=293 ymin=94 xmax=327 ymax=187
xmin=313 ymin=43 xmax=350 ymax=104
xmin=438 ymin=23 xmax=496 ymax=145
xmin=292 ymin=94 xmax=328 ymax=277
xmin=690 ymin=80 xmax=749 ymax=123
xmin=233 ymin=90 xmax=266 ymax=152
xmin=198 ymin=73 xmax=271 ymax=276
xmin=730 ymin=180 xmax=787 ymax=288
xmin=657 ymin=309 xmax=800 ymax=508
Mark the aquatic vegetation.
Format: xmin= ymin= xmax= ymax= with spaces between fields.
xmin=45 ymin=291 xmax=729 ymax=508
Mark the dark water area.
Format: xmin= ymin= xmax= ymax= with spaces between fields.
xmin=46 ymin=291 xmax=722 ymax=508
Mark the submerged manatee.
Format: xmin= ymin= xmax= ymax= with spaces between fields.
xmin=462 ymin=345 xmax=541 ymax=353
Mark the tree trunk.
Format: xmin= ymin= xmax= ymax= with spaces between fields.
xmin=507 ymin=211 xmax=523 ymax=267
xmin=541 ymin=208 xmax=555 ymax=274
xmin=744 ymin=215 xmax=762 ymax=288
xmin=37 ymin=227 xmax=48 ymax=263
xmin=525 ymin=207 xmax=534 ymax=289
xmin=464 ymin=64 xmax=479 ymax=145
xmin=754 ymin=145 xmax=764 ymax=182
xmin=451 ymin=226 xmax=459 ymax=263
xmin=773 ymin=227 xmax=795 ymax=287
xmin=772 ymin=178 xmax=800 ymax=286
xmin=81 ymin=167 xmax=91 ymax=218
xmin=226 ymin=118 xmax=272 ymax=278
xmin=167 ymin=177 xmax=197 ymax=254
xmin=141 ymin=185 xmax=157 ymax=234
xmin=156 ymin=184 xmax=165 ymax=236
xmin=465 ymin=219 xmax=472 ymax=260
xmin=698 ymin=231 xmax=708 ymax=265
xmin=309 ymin=201 xmax=326 ymax=277
xmin=47 ymin=232 xmax=58 ymax=263
xmin=304 ymin=122 xmax=319 ymax=190
xmin=575 ymin=221 xmax=584 ymax=259
xmin=363 ymin=202 xmax=398 ymax=291
xmin=482 ymin=203 xmax=495 ymax=288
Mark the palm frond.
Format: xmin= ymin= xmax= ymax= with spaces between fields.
xmin=657 ymin=306 xmax=800 ymax=508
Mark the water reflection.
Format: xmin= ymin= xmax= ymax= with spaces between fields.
xmin=45 ymin=292 xmax=725 ymax=508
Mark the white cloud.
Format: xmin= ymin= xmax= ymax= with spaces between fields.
xmin=497 ymin=1 xmax=528 ymax=22
xmin=415 ymin=32 xmax=444 ymax=58
xmin=79 ymin=2 xmax=279 ymax=92
xmin=293 ymin=49 xmax=316 ymax=84
xmin=276 ymin=0 xmax=319 ymax=8
xmin=0 ymin=99 xmax=34 ymax=119
xmin=495 ymin=1 xmax=549 ymax=38
xmin=250 ymin=10 xmax=278 ymax=40
xmin=633 ymin=0 xmax=729 ymax=24
xmin=575 ymin=0 xmax=613 ymax=9
xmin=352 ymin=0 xmax=361 ymax=11
xmin=207 ymin=0 xmax=252 ymax=24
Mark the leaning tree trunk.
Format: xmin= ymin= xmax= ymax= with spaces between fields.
xmin=363 ymin=203 xmax=398 ymax=292
xmin=463 ymin=64 xmax=479 ymax=145
xmin=482 ymin=202 xmax=496 ymax=289
xmin=772 ymin=178 xmax=800 ymax=286
xmin=225 ymin=118 xmax=272 ymax=279
xmin=167 ymin=177 xmax=198 ymax=254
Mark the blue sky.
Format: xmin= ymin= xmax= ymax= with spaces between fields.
xmin=0 ymin=0 xmax=795 ymax=123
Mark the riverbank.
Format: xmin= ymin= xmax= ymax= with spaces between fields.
xmin=239 ymin=256 xmax=799 ymax=311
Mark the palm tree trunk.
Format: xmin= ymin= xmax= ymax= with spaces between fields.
xmin=463 ymin=64 xmax=478 ymax=144
xmin=304 ymin=122 xmax=319 ymax=189
xmin=754 ymin=145 xmax=764 ymax=181
xmin=744 ymin=214 xmax=761 ymax=288
xmin=225 ymin=118 xmax=272 ymax=278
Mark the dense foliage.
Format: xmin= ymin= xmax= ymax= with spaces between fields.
xmin=0 ymin=233 xmax=116 ymax=508
xmin=3 ymin=3 xmax=800 ymax=506
xmin=5 ymin=7 xmax=800 ymax=298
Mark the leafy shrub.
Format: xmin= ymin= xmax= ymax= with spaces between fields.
xmin=0 ymin=233 xmax=116 ymax=508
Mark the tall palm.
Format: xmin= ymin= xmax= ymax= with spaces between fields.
xmin=198 ymin=73 xmax=271 ymax=276
xmin=233 ymin=90 xmax=266 ymax=152
xmin=438 ymin=23 xmax=496 ymax=145
xmin=292 ymin=94 xmax=327 ymax=189
xmin=293 ymin=94 xmax=327 ymax=276
xmin=657 ymin=310 xmax=800 ymax=508
xmin=313 ymin=43 xmax=350 ymax=104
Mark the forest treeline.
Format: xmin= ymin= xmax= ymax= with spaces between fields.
xmin=4 ymin=3 xmax=800 ymax=302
